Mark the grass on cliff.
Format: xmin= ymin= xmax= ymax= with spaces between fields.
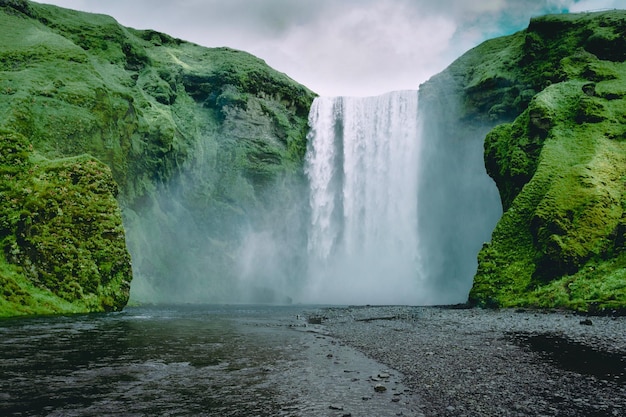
xmin=471 ymin=64 xmax=626 ymax=312
xmin=0 ymin=129 xmax=131 ymax=316
xmin=466 ymin=10 xmax=626 ymax=312
xmin=0 ymin=256 xmax=87 ymax=317
xmin=1 ymin=0 xmax=314 ymax=200
xmin=1 ymin=0 xmax=316 ymax=313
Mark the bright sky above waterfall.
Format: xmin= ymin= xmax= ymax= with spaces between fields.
xmin=41 ymin=0 xmax=622 ymax=97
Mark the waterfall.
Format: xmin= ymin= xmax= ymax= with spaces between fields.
xmin=303 ymin=91 xmax=423 ymax=305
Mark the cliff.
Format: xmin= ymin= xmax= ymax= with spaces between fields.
xmin=0 ymin=129 xmax=131 ymax=315
xmin=0 ymin=0 xmax=315 ymax=315
xmin=422 ymin=10 xmax=626 ymax=312
xmin=3 ymin=1 xmax=624 ymax=315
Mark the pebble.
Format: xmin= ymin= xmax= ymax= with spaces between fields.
xmin=374 ymin=384 xmax=387 ymax=392
xmin=313 ymin=305 xmax=626 ymax=416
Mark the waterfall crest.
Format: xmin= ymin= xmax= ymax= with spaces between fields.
xmin=303 ymin=91 xmax=423 ymax=304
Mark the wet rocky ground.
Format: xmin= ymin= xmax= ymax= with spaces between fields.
xmin=305 ymin=306 xmax=626 ymax=417
xmin=1 ymin=305 xmax=624 ymax=416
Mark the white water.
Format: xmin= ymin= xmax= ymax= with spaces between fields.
xmin=303 ymin=91 xmax=424 ymax=305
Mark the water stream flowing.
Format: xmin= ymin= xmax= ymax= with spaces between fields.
xmin=303 ymin=92 xmax=423 ymax=304
xmin=300 ymin=89 xmax=502 ymax=305
xmin=0 ymin=306 xmax=420 ymax=416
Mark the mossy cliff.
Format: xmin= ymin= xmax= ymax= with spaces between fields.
xmin=0 ymin=0 xmax=315 ymax=315
xmin=423 ymin=10 xmax=626 ymax=312
xmin=4 ymin=1 xmax=623 ymax=315
xmin=0 ymin=129 xmax=131 ymax=315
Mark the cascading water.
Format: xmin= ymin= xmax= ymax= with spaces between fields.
xmin=301 ymin=86 xmax=503 ymax=306
xmin=303 ymin=91 xmax=424 ymax=305
xmin=127 ymin=84 xmax=500 ymax=306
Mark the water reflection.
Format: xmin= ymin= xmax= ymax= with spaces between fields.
xmin=0 ymin=305 xmax=302 ymax=416
xmin=510 ymin=332 xmax=626 ymax=385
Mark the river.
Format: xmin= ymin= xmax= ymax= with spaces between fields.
xmin=0 ymin=305 xmax=420 ymax=416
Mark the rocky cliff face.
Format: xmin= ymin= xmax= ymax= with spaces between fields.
xmin=422 ymin=10 xmax=626 ymax=312
xmin=0 ymin=0 xmax=315 ymax=315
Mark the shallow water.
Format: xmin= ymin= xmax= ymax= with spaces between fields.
xmin=0 ymin=305 xmax=420 ymax=416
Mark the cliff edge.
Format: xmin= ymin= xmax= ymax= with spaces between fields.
xmin=424 ymin=10 xmax=626 ymax=312
xmin=0 ymin=0 xmax=315 ymax=315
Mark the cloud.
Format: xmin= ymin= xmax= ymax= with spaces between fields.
xmin=568 ymin=0 xmax=625 ymax=12
xmin=260 ymin=1 xmax=457 ymax=96
xmin=39 ymin=0 xmax=618 ymax=96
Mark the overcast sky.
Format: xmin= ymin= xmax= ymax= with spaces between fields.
xmin=39 ymin=0 xmax=622 ymax=97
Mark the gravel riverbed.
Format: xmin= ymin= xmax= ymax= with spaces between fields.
xmin=303 ymin=306 xmax=626 ymax=417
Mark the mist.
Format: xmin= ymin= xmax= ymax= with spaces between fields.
xmin=124 ymin=79 xmax=502 ymax=306
xmin=125 ymin=152 xmax=310 ymax=305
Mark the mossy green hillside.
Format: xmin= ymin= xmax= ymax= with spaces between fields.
xmin=0 ymin=0 xmax=316 ymax=314
xmin=6 ymin=1 xmax=624 ymax=313
xmin=457 ymin=11 xmax=626 ymax=311
xmin=0 ymin=0 xmax=314 ymax=202
xmin=0 ymin=129 xmax=131 ymax=316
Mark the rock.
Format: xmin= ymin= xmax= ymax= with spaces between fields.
xmin=580 ymin=319 xmax=593 ymax=326
xmin=329 ymin=404 xmax=344 ymax=410
xmin=374 ymin=384 xmax=387 ymax=393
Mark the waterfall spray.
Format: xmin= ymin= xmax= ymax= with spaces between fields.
xmin=303 ymin=91 xmax=424 ymax=305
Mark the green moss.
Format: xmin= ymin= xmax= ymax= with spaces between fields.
xmin=0 ymin=128 xmax=131 ymax=315
xmin=0 ymin=0 xmax=316 ymax=313
xmin=465 ymin=11 xmax=626 ymax=311
xmin=522 ymin=252 xmax=626 ymax=312
xmin=0 ymin=257 xmax=88 ymax=317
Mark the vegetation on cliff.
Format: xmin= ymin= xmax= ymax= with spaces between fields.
xmin=435 ymin=10 xmax=626 ymax=312
xmin=0 ymin=0 xmax=315 ymax=315
xmin=0 ymin=129 xmax=131 ymax=316
xmin=4 ymin=0 xmax=623 ymax=315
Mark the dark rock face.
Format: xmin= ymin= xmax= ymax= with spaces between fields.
xmin=422 ymin=10 xmax=626 ymax=311
xmin=0 ymin=1 xmax=315 ymax=315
